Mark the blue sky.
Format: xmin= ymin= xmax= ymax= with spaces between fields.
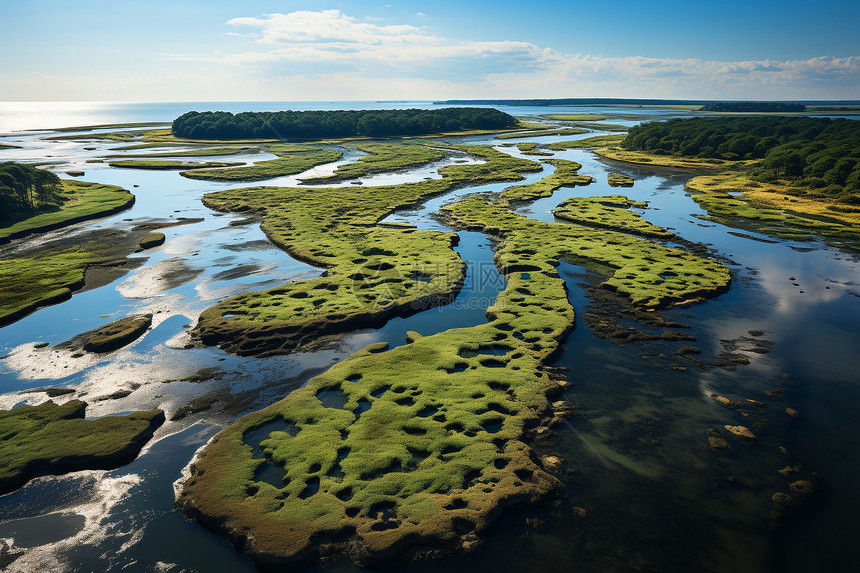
xmin=1 ymin=0 xmax=858 ymax=101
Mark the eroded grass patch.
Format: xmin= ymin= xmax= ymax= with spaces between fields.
xmin=552 ymin=195 xmax=672 ymax=238
xmin=0 ymin=179 xmax=134 ymax=244
xmin=0 ymin=400 xmax=164 ymax=495
xmin=180 ymin=149 xmax=343 ymax=182
xmin=501 ymin=159 xmax=592 ymax=205
xmin=496 ymin=128 xmax=589 ymax=140
xmin=300 ymin=143 xmax=446 ymax=183
xmin=546 ymin=135 xmax=626 ymax=151
xmin=444 ymin=197 xmax=729 ymax=309
xmin=109 ymin=160 xmax=245 ymax=170
xmin=179 ymin=190 xmax=729 ymax=569
xmin=193 ymin=145 xmax=542 ymax=355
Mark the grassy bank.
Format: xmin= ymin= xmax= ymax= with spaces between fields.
xmin=300 ymin=143 xmax=446 ymax=183
xmin=495 ymin=128 xmax=589 ymax=140
xmin=0 ymin=400 xmax=164 ymax=495
xmin=552 ymin=195 xmax=672 ymax=238
xmin=180 ymin=149 xmax=343 ymax=182
xmin=500 ymin=159 xmax=592 ymax=204
xmin=108 ymin=160 xmax=245 ymax=170
xmin=546 ymin=135 xmax=626 ymax=150
xmin=179 ymin=192 xmax=730 ymax=570
xmin=193 ymin=145 xmax=542 ymax=356
xmin=0 ymin=226 xmax=155 ymax=326
xmin=1 ymin=179 xmax=134 ymax=244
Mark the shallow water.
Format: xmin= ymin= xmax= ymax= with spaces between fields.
xmin=0 ymin=103 xmax=857 ymax=573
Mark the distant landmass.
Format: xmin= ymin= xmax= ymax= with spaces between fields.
xmin=433 ymin=98 xmax=860 ymax=107
xmin=699 ymin=102 xmax=806 ymax=112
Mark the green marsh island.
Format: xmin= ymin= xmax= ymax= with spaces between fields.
xmin=0 ymin=103 xmax=858 ymax=573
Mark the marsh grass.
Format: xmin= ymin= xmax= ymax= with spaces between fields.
xmin=501 ymin=159 xmax=592 ymax=204
xmin=552 ymin=195 xmax=672 ymax=238
xmin=193 ymin=145 xmax=542 ymax=355
xmin=0 ymin=400 xmax=164 ymax=495
xmin=546 ymin=135 xmax=626 ymax=150
xmin=686 ymin=172 xmax=860 ymax=246
xmin=0 ymin=179 xmax=134 ymax=244
xmin=180 ymin=150 xmax=344 ymax=182
xmin=109 ymin=160 xmax=245 ymax=170
xmin=180 ymin=191 xmax=730 ymax=569
xmin=300 ymin=143 xmax=447 ymax=183
xmin=496 ymin=128 xmax=589 ymax=140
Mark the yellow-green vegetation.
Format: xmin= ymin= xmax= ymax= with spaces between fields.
xmin=542 ymin=114 xmax=609 ymax=121
xmin=181 ymin=304 xmax=569 ymax=568
xmin=440 ymin=145 xmax=543 ymax=184
xmin=495 ymin=128 xmax=589 ymax=140
xmin=179 ymin=191 xmax=729 ymax=570
xmin=54 ymin=128 xmax=282 ymax=145
xmin=516 ymin=143 xmax=552 ymax=157
xmin=193 ymin=145 xmax=542 ymax=355
xmin=1 ymin=179 xmax=134 ymax=244
xmin=139 ymin=232 xmax=165 ymax=249
xmin=500 ymin=159 xmax=592 ymax=205
xmin=686 ymin=172 xmax=860 ymax=245
xmin=512 ymin=121 xmax=550 ymax=130
xmin=49 ymin=129 xmax=158 ymax=142
xmin=104 ymin=146 xmax=258 ymax=158
xmin=80 ymin=314 xmax=153 ymax=352
xmin=595 ymin=146 xmax=754 ymax=169
xmin=552 ymin=195 xmax=672 ymax=238
xmin=546 ymin=134 xmax=626 ymax=150
xmin=50 ymin=122 xmax=170 ymax=132
xmin=0 ymin=400 xmax=164 ymax=495
xmin=180 ymin=149 xmax=343 ymax=182
xmin=300 ymin=144 xmax=447 ymax=183
xmin=0 ymin=229 xmax=145 ymax=326
xmin=608 ymin=172 xmax=634 ymax=187
xmin=108 ymin=160 xmax=245 ymax=170
xmin=57 ymin=314 xmax=153 ymax=353
xmin=568 ymin=121 xmax=629 ymax=132
xmin=445 ymin=197 xmax=729 ymax=308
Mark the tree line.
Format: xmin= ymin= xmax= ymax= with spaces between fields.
xmin=700 ymin=102 xmax=806 ymax=112
xmin=0 ymin=162 xmax=62 ymax=218
xmin=621 ymin=117 xmax=860 ymax=202
xmin=171 ymin=108 xmax=518 ymax=140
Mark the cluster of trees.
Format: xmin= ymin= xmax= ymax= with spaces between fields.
xmin=0 ymin=162 xmax=62 ymax=218
xmin=622 ymin=117 xmax=860 ymax=202
xmin=700 ymin=102 xmax=806 ymax=112
xmin=171 ymin=108 xmax=518 ymax=140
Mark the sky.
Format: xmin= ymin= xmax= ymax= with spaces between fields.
xmin=1 ymin=0 xmax=858 ymax=102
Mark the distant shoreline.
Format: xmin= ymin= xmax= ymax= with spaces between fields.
xmin=432 ymin=98 xmax=860 ymax=106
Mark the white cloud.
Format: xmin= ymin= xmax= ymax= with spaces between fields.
xmin=198 ymin=10 xmax=858 ymax=98
xmin=7 ymin=9 xmax=856 ymax=101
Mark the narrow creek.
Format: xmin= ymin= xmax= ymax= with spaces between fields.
xmin=0 ymin=109 xmax=858 ymax=573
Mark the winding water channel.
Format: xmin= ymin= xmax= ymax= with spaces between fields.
xmin=0 ymin=103 xmax=858 ymax=572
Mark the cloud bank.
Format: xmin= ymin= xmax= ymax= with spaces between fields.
xmin=170 ymin=9 xmax=857 ymax=100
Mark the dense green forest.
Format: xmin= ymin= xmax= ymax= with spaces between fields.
xmin=700 ymin=102 xmax=806 ymax=112
xmin=622 ymin=117 xmax=860 ymax=202
xmin=171 ymin=108 xmax=518 ymax=140
xmin=0 ymin=162 xmax=62 ymax=218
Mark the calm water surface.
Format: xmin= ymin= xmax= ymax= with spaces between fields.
xmin=0 ymin=102 xmax=857 ymax=573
